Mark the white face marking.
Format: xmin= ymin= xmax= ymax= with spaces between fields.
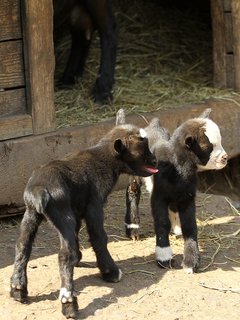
xmin=198 ymin=119 xmax=228 ymax=171
xmin=155 ymin=246 xmax=173 ymax=262
xmin=140 ymin=128 xmax=147 ymax=138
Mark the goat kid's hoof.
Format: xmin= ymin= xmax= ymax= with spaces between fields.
xmin=126 ymin=228 xmax=140 ymax=241
xmin=62 ymin=296 xmax=79 ymax=319
xmin=60 ymin=289 xmax=78 ymax=319
xmin=156 ymin=259 xmax=176 ymax=269
xmin=10 ymin=284 xmax=28 ymax=303
xmin=102 ymin=268 xmax=122 ymax=283
xmin=182 ymin=260 xmax=200 ymax=274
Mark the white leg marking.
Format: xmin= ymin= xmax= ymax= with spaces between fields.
xmin=59 ymin=287 xmax=76 ymax=303
xmin=183 ymin=267 xmax=194 ymax=274
xmin=118 ymin=269 xmax=123 ymax=281
xmin=169 ymin=211 xmax=182 ymax=236
xmin=143 ymin=176 xmax=153 ymax=194
xmin=155 ymin=246 xmax=173 ymax=262
xmin=125 ymin=223 xmax=139 ymax=229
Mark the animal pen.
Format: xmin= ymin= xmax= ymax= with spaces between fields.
xmin=0 ymin=0 xmax=240 ymax=216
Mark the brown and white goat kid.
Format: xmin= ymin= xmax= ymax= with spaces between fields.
xmin=10 ymin=124 xmax=158 ymax=319
xmin=124 ymin=109 xmax=228 ymax=273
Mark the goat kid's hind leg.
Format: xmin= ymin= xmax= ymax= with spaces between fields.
xmin=86 ymin=202 xmax=122 ymax=283
xmin=125 ymin=176 xmax=142 ymax=240
xmin=179 ymin=200 xmax=200 ymax=274
xmin=48 ymin=206 xmax=79 ymax=319
xmin=10 ymin=207 xmax=43 ymax=302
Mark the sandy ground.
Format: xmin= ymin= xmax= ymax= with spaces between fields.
xmin=0 ymin=190 xmax=240 ymax=320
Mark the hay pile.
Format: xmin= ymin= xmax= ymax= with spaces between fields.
xmin=54 ymin=0 xmax=238 ymax=128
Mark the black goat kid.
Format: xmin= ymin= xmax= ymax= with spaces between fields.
xmin=10 ymin=124 xmax=157 ymax=319
xmin=123 ymin=110 xmax=228 ymax=273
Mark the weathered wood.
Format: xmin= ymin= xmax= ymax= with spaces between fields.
xmin=0 ymin=99 xmax=239 ymax=207
xmin=0 ymin=114 xmax=32 ymax=141
xmin=223 ymin=0 xmax=232 ymax=12
xmin=0 ymin=40 xmax=25 ymax=89
xmin=0 ymin=0 xmax=22 ymax=41
xmin=211 ymin=0 xmax=227 ymax=88
xmin=225 ymin=54 xmax=235 ymax=88
xmin=22 ymin=0 xmax=56 ymax=134
xmin=231 ymin=0 xmax=240 ymax=90
xmin=0 ymin=88 xmax=26 ymax=117
xmin=224 ymin=12 xmax=233 ymax=53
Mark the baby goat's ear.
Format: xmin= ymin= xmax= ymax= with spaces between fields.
xmin=116 ymin=109 xmax=126 ymax=125
xmin=114 ymin=139 xmax=126 ymax=154
xmin=198 ymin=108 xmax=212 ymax=119
xmin=185 ymin=135 xmax=194 ymax=149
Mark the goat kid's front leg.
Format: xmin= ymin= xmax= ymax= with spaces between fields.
xmin=125 ymin=176 xmax=142 ymax=240
xmin=179 ymin=200 xmax=200 ymax=274
xmin=86 ymin=203 xmax=122 ymax=282
xmin=10 ymin=208 xmax=43 ymax=302
xmin=151 ymin=196 xmax=173 ymax=269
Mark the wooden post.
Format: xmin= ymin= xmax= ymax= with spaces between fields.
xmin=211 ymin=0 xmax=227 ymax=88
xmin=22 ymin=0 xmax=56 ymax=134
xmin=231 ymin=0 xmax=240 ymax=90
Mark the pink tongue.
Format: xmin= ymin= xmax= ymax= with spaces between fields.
xmin=144 ymin=166 xmax=159 ymax=174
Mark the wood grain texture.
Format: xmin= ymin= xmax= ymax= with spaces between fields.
xmin=22 ymin=0 xmax=56 ymax=134
xmin=0 ymin=99 xmax=239 ymax=207
xmin=0 ymin=88 xmax=26 ymax=117
xmin=0 ymin=0 xmax=22 ymax=41
xmin=231 ymin=0 xmax=240 ymax=90
xmin=0 ymin=40 xmax=25 ymax=89
xmin=0 ymin=114 xmax=32 ymax=141
xmin=211 ymin=0 xmax=227 ymax=88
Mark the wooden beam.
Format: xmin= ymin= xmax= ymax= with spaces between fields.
xmin=0 ymin=114 xmax=32 ymax=140
xmin=211 ymin=0 xmax=227 ymax=88
xmin=231 ymin=0 xmax=240 ymax=90
xmin=22 ymin=0 xmax=56 ymax=134
xmin=0 ymin=98 xmax=239 ymax=207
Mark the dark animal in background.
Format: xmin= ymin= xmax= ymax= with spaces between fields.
xmin=53 ymin=0 xmax=117 ymax=104
xmin=10 ymin=123 xmax=158 ymax=319
xmin=124 ymin=109 xmax=228 ymax=273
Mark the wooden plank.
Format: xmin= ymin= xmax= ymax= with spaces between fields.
xmin=0 ymin=40 xmax=25 ymax=89
xmin=211 ymin=0 xmax=227 ymax=88
xmin=0 ymin=99 xmax=239 ymax=207
xmin=0 ymin=114 xmax=33 ymax=140
xmin=223 ymin=0 xmax=232 ymax=12
xmin=22 ymin=0 xmax=56 ymax=134
xmin=0 ymin=0 xmax=22 ymax=41
xmin=225 ymin=54 xmax=235 ymax=88
xmin=0 ymin=88 xmax=26 ymax=117
xmin=224 ymin=13 xmax=233 ymax=53
xmin=231 ymin=0 xmax=240 ymax=90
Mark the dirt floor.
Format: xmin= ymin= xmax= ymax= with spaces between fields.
xmin=0 ymin=188 xmax=240 ymax=320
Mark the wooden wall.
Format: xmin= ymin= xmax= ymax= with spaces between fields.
xmin=0 ymin=0 xmax=55 ymax=141
xmin=211 ymin=0 xmax=240 ymax=90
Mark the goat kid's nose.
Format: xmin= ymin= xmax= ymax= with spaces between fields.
xmin=152 ymin=157 xmax=157 ymax=167
xmin=221 ymin=153 xmax=228 ymax=163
